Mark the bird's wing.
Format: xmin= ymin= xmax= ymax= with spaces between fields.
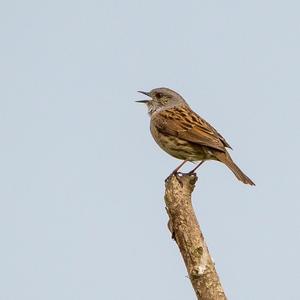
xmin=152 ymin=106 xmax=232 ymax=152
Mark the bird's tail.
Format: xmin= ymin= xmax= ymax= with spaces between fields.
xmin=214 ymin=151 xmax=255 ymax=186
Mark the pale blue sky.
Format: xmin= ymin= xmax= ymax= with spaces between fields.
xmin=0 ymin=1 xmax=299 ymax=299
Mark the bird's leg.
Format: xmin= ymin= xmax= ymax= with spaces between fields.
xmin=165 ymin=160 xmax=188 ymax=184
xmin=172 ymin=160 xmax=188 ymax=174
xmin=188 ymin=161 xmax=205 ymax=174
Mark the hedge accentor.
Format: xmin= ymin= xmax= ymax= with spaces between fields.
xmin=136 ymin=87 xmax=255 ymax=185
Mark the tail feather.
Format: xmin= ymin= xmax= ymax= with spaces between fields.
xmin=215 ymin=151 xmax=255 ymax=186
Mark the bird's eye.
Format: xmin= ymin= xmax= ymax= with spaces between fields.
xmin=156 ymin=92 xmax=163 ymax=99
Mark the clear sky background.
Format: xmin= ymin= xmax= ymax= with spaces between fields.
xmin=0 ymin=1 xmax=299 ymax=299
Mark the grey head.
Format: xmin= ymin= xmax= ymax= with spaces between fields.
xmin=136 ymin=87 xmax=188 ymax=115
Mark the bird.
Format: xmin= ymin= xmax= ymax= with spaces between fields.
xmin=136 ymin=87 xmax=255 ymax=185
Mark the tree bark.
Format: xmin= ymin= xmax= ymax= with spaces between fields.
xmin=165 ymin=174 xmax=227 ymax=300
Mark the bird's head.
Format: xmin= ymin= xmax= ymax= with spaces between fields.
xmin=136 ymin=87 xmax=187 ymax=115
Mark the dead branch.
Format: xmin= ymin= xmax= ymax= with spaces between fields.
xmin=164 ymin=174 xmax=227 ymax=300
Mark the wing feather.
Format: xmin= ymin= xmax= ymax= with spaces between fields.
xmin=152 ymin=106 xmax=232 ymax=152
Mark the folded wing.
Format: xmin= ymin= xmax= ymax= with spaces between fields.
xmin=152 ymin=106 xmax=232 ymax=152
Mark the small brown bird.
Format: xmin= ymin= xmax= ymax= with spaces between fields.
xmin=136 ymin=87 xmax=255 ymax=185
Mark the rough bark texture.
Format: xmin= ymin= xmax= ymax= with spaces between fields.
xmin=165 ymin=173 xmax=227 ymax=300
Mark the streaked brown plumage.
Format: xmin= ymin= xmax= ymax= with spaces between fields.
xmin=136 ymin=87 xmax=255 ymax=185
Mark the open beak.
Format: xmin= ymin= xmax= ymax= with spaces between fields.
xmin=135 ymin=100 xmax=149 ymax=103
xmin=135 ymin=91 xmax=151 ymax=103
xmin=137 ymin=91 xmax=150 ymax=97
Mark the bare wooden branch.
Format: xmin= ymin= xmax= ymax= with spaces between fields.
xmin=165 ymin=174 xmax=227 ymax=300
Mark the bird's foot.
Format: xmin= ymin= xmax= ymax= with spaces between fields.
xmin=187 ymin=170 xmax=197 ymax=176
xmin=165 ymin=160 xmax=188 ymax=186
xmin=165 ymin=171 xmax=184 ymax=186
